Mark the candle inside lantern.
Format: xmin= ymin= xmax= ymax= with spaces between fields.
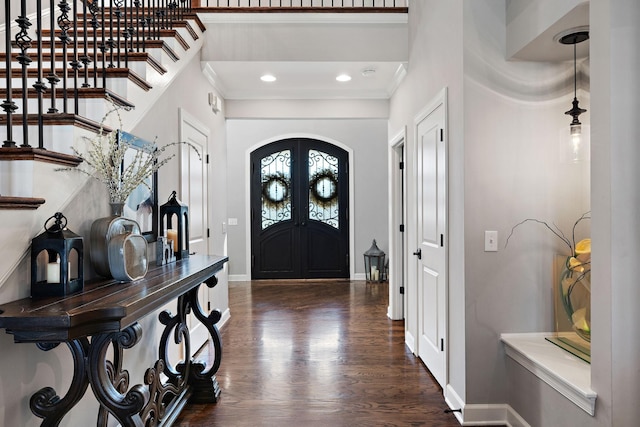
xmin=47 ymin=256 xmax=61 ymax=284
xmin=166 ymin=229 xmax=178 ymax=253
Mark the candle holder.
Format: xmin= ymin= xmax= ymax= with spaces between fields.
xmin=364 ymin=239 xmax=386 ymax=283
xmin=31 ymin=212 xmax=84 ymax=298
xmin=159 ymin=191 xmax=190 ymax=260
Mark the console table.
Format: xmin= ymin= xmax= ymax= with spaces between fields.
xmin=0 ymin=254 xmax=228 ymax=427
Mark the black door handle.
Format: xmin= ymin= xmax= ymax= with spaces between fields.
xmin=413 ymin=248 xmax=422 ymax=259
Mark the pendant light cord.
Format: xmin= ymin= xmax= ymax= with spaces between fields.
xmin=573 ymin=41 xmax=577 ymax=99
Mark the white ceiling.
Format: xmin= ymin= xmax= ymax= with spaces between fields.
xmin=198 ymin=13 xmax=409 ymax=100
xmin=203 ymin=61 xmax=407 ymax=100
xmin=507 ymin=1 xmax=590 ymax=62
xmin=197 ymin=4 xmax=590 ymax=101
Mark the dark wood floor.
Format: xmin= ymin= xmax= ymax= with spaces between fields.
xmin=175 ymin=280 xmax=467 ymax=427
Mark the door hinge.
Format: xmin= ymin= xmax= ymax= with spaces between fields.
xmin=207 ymin=301 xmax=211 ymax=311
xmin=440 ymin=338 xmax=444 ymax=351
xmin=399 ymin=224 xmax=405 ymax=233
xmin=346 ymin=253 xmax=349 ymax=268
xmin=440 ymin=129 xmax=444 ymax=142
xmin=251 ymin=254 xmax=255 ymax=268
xmin=400 ymin=286 xmax=405 ymax=295
xmin=206 ymin=154 xmax=210 ymax=164
xmin=440 ymin=234 xmax=444 ymax=247
xmin=207 ymin=228 xmax=210 ymax=238
xmin=345 ymin=161 xmax=349 ymax=175
xmin=399 ymin=161 xmax=404 ymax=170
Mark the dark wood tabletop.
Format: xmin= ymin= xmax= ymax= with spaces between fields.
xmin=0 ymin=254 xmax=228 ymax=343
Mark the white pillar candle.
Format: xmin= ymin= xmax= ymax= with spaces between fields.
xmin=166 ymin=229 xmax=178 ymax=253
xmin=47 ymin=259 xmax=60 ymax=283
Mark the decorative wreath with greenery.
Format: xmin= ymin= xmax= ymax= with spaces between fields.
xmin=309 ymin=169 xmax=338 ymax=207
xmin=262 ymin=172 xmax=290 ymax=208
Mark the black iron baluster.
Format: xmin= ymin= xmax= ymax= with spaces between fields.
xmin=47 ymin=0 xmax=60 ymax=113
xmin=88 ymin=0 xmax=101 ymax=88
xmin=168 ymin=0 xmax=177 ymax=30
xmin=134 ymin=1 xmax=141 ymax=52
xmin=2 ymin=0 xmax=18 ymax=147
xmin=157 ymin=0 xmax=166 ymax=31
xmin=114 ymin=0 xmax=123 ymax=68
xmin=80 ymin=0 xmax=91 ymax=88
xmin=57 ymin=0 xmax=72 ymax=114
xmin=33 ymin=0 xmax=47 ymax=149
xmin=107 ymin=0 xmax=115 ymax=68
xmin=15 ymin=0 xmax=33 ymax=147
xmin=70 ymin=0 xmax=81 ymax=115
xmin=140 ymin=1 xmax=150 ymax=52
xmin=100 ymin=1 xmax=107 ymax=87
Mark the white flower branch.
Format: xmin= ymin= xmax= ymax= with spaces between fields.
xmin=57 ymin=96 xmax=201 ymax=204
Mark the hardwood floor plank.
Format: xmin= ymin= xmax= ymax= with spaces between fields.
xmin=175 ymin=280 xmax=502 ymax=426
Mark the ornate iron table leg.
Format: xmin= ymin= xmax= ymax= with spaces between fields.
xmin=87 ymin=323 xmax=148 ymax=427
xmin=186 ymin=276 xmax=223 ymax=403
xmin=30 ymin=339 xmax=90 ymax=427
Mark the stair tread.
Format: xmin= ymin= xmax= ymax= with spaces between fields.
xmin=0 ymin=51 xmax=167 ymax=75
xmin=0 ymin=87 xmax=134 ymax=108
xmin=3 ymin=67 xmax=152 ymax=92
xmin=1 ymin=113 xmax=113 ymax=138
xmin=0 ymin=196 xmax=46 ymax=210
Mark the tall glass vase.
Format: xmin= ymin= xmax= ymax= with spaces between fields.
xmin=547 ymin=255 xmax=591 ymax=363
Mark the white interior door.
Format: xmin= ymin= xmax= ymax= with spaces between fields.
xmin=415 ymin=91 xmax=447 ymax=388
xmin=179 ymin=109 xmax=210 ymax=353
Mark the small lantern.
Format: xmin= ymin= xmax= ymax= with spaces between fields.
xmin=31 ymin=212 xmax=84 ymax=298
xmin=364 ymin=239 xmax=386 ymax=283
xmin=159 ymin=191 xmax=189 ymax=260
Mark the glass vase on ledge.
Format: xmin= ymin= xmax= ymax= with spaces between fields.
xmin=546 ymin=255 xmax=591 ymax=363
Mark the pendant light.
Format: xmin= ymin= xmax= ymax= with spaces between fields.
xmin=559 ymin=30 xmax=589 ymax=161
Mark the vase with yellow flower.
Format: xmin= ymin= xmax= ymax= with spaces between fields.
xmin=506 ymin=211 xmax=591 ymax=361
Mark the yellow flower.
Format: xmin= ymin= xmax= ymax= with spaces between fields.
xmin=568 ymin=257 xmax=585 ymax=272
xmin=575 ymin=238 xmax=591 ymax=255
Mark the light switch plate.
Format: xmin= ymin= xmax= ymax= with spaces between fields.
xmin=485 ymin=230 xmax=498 ymax=252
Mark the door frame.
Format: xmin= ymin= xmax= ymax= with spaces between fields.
xmin=388 ymin=127 xmax=406 ymax=320
xmin=178 ymin=107 xmax=211 ymax=354
xmin=245 ymin=133 xmax=356 ymax=279
xmin=411 ymin=87 xmax=449 ymax=386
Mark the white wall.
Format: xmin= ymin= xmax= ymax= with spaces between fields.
xmin=389 ymin=0 xmax=594 ymax=421
xmin=463 ymin=0 xmax=591 ymax=406
xmin=225 ymin=115 xmax=389 ymax=280
xmin=591 ymin=1 xmax=640 ymax=426
xmin=131 ymin=54 xmax=230 ymax=316
xmin=388 ymin=0 xmax=466 ymax=402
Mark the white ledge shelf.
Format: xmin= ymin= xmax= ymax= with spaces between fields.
xmin=501 ymin=333 xmax=596 ymax=416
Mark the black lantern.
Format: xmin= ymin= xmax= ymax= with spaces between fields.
xmin=159 ymin=191 xmax=189 ymax=260
xmin=31 ymin=212 xmax=84 ymax=298
xmin=364 ymin=239 xmax=385 ymax=283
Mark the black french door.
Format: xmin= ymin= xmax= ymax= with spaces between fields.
xmin=250 ymin=138 xmax=349 ymax=279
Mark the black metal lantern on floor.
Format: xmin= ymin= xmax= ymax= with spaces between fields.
xmin=31 ymin=212 xmax=84 ymax=298
xmin=364 ymin=239 xmax=385 ymax=283
xmin=159 ymin=191 xmax=189 ymax=260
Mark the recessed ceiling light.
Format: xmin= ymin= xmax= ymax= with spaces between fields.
xmin=336 ymin=74 xmax=352 ymax=82
xmin=261 ymin=74 xmax=276 ymax=82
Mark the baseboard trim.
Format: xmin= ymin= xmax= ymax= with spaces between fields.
xmin=444 ymin=384 xmax=465 ymax=424
xmin=405 ymin=331 xmax=415 ymax=354
xmin=229 ymin=274 xmax=250 ymax=282
xmin=461 ymin=403 xmax=530 ymax=427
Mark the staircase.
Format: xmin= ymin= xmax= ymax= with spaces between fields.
xmin=0 ymin=0 xmax=205 ymax=285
